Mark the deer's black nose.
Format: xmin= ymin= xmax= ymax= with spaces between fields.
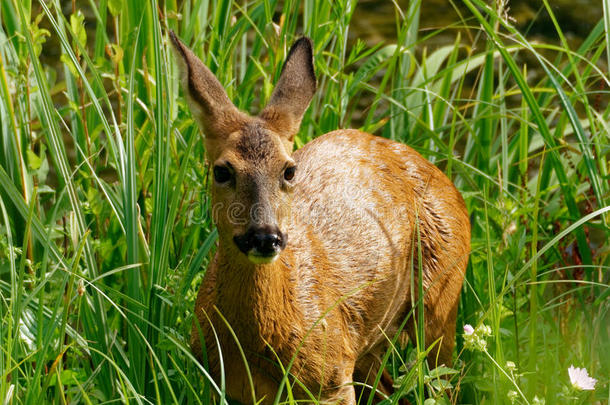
xmin=234 ymin=226 xmax=286 ymax=257
xmin=253 ymin=232 xmax=281 ymax=256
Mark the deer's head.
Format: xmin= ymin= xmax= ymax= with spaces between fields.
xmin=170 ymin=32 xmax=316 ymax=264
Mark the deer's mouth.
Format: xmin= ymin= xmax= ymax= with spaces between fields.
xmin=247 ymin=251 xmax=280 ymax=264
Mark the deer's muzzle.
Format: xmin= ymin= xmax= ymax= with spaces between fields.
xmin=233 ymin=226 xmax=287 ymax=264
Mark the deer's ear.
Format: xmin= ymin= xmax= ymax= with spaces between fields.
xmin=260 ymin=37 xmax=316 ymax=141
xmin=169 ymin=30 xmax=244 ymax=138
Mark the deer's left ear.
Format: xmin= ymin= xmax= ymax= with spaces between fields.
xmin=260 ymin=37 xmax=317 ymax=141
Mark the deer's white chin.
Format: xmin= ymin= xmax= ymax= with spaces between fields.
xmin=247 ymin=252 xmax=279 ymax=265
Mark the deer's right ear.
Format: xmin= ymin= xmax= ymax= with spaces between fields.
xmin=169 ymin=30 xmax=244 ymax=138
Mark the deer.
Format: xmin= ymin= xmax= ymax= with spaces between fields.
xmin=169 ymin=31 xmax=470 ymax=404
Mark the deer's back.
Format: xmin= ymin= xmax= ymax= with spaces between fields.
xmin=289 ymin=129 xmax=470 ymax=355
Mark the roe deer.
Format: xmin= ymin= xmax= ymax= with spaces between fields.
xmin=170 ymin=32 xmax=470 ymax=404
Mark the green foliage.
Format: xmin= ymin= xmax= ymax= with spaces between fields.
xmin=0 ymin=0 xmax=608 ymax=404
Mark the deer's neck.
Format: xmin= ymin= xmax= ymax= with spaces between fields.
xmin=215 ymin=246 xmax=300 ymax=349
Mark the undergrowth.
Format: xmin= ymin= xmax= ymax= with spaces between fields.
xmin=0 ymin=0 xmax=608 ymax=404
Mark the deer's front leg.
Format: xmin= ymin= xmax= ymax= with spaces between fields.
xmin=321 ymin=384 xmax=355 ymax=405
xmin=322 ymin=363 xmax=356 ymax=405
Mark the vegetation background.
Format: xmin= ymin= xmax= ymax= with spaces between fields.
xmin=0 ymin=0 xmax=608 ymax=403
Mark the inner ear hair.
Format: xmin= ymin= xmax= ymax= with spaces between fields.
xmin=260 ymin=37 xmax=317 ymax=140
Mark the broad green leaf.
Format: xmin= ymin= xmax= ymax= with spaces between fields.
xmin=427 ymin=366 xmax=459 ymax=379
xmin=60 ymin=53 xmax=79 ymax=76
xmin=108 ymin=0 xmax=123 ymax=16
xmin=30 ymin=13 xmax=50 ymax=57
xmin=70 ymin=11 xmax=87 ymax=49
xmin=429 ymin=379 xmax=453 ymax=391
xmin=26 ymin=149 xmax=42 ymax=170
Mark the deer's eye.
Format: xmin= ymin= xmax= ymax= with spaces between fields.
xmin=213 ymin=165 xmax=232 ymax=184
xmin=284 ymin=166 xmax=296 ymax=181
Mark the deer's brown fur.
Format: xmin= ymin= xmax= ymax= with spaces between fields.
xmin=170 ymin=31 xmax=470 ymax=404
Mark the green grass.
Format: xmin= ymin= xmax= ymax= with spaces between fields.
xmin=1 ymin=0 xmax=609 ymax=403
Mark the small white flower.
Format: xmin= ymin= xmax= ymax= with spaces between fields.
xmin=463 ymin=323 xmax=490 ymax=352
xmin=506 ymin=361 xmax=517 ymax=372
xmin=568 ymin=365 xmax=597 ymax=391
xmin=479 ymin=324 xmax=492 ymax=336
xmin=532 ymin=396 xmax=545 ymax=405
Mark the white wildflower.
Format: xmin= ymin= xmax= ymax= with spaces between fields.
xmin=479 ymin=324 xmax=492 ymax=337
xmin=532 ymin=396 xmax=545 ymax=405
xmin=463 ymin=323 xmax=491 ymax=352
xmin=568 ymin=365 xmax=597 ymax=391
